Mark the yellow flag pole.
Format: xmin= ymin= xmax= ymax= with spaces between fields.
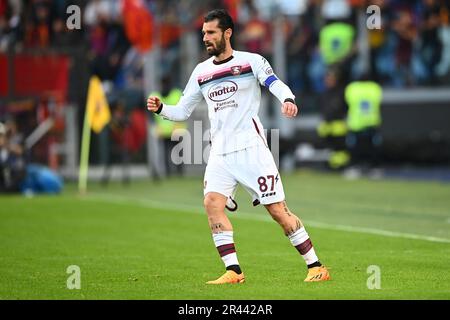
xmin=78 ymin=105 xmax=91 ymax=194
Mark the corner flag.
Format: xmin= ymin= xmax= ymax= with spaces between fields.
xmin=78 ymin=76 xmax=111 ymax=193
xmin=86 ymin=76 xmax=111 ymax=133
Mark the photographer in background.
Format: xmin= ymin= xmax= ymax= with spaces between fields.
xmin=0 ymin=121 xmax=26 ymax=193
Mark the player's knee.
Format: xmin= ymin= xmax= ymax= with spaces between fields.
xmin=203 ymin=193 xmax=225 ymax=212
xmin=203 ymin=194 xmax=215 ymax=210
xmin=265 ymin=202 xmax=285 ymax=222
xmin=265 ymin=201 xmax=299 ymax=231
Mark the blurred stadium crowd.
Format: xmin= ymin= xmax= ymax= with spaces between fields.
xmin=1 ymin=0 xmax=449 ymax=93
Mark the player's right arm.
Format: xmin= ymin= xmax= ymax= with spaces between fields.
xmin=147 ymin=66 xmax=203 ymax=121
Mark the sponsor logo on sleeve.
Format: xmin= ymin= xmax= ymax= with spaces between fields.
xmin=199 ymin=75 xmax=213 ymax=83
xmin=265 ymin=67 xmax=273 ymax=75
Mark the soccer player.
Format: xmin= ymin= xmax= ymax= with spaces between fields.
xmin=147 ymin=9 xmax=330 ymax=284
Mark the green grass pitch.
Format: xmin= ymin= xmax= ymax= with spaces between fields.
xmin=0 ymin=170 xmax=449 ymax=299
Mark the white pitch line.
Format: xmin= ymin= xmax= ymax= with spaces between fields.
xmin=82 ymin=193 xmax=450 ymax=244
xmin=305 ymin=221 xmax=450 ymax=243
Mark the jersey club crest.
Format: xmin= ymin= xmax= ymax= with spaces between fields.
xmin=230 ymin=66 xmax=242 ymax=76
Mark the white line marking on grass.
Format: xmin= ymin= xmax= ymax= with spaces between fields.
xmin=83 ymin=193 xmax=450 ymax=244
xmin=305 ymin=221 xmax=450 ymax=244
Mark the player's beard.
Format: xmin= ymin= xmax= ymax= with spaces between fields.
xmin=205 ymin=33 xmax=226 ymax=57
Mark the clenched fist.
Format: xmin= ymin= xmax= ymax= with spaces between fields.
xmin=147 ymin=96 xmax=162 ymax=112
xmin=281 ymin=101 xmax=298 ymax=118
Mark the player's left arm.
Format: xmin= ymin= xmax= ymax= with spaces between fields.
xmin=251 ymin=54 xmax=298 ymax=118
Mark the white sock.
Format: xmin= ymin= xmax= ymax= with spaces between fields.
xmin=212 ymin=231 xmax=240 ymax=267
xmin=288 ymin=227 xmax=320 ymax=266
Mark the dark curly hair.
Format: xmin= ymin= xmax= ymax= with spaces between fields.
xmin=204 ymin=9 xmax=234 ymax=34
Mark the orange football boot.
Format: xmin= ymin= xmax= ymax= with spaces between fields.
xmin=304 ymin=265 xmax=331 ymax=282
xmin=206 ymin=270 xmax=245 ymax=284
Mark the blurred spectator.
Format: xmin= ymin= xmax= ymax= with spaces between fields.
xmin=318 ymin=20 xmax=356 ymax=89
xmin=321 ymin=0 xmax=352 ymax=23
xmin=85 ymin=0 xmax=129 ymax=82
xmin=90 ymin=24 xmax=129 ymax=83
xmin=251 ymin=0 xmax=276 ymax=21
xmin=158 ymin=4 xmax=182 ymax=78
xmin=51 ymin=17 xmax=69 ymax=47
xmin=4 ymin=116 xmax=23 ymax=156
xmin=116 ymin=47 xmax=145 ymax=90
xmin=286 ymin=3 xmax=318 ymax=94
xmin=0 ymin=0 xmax=22 ymax=51
xmin=101 ymin=99 xmax=130 ymax=185
xmin=0 ymin=121 xmax=26 ymax=193
xmin=277 ymin=0 xmax=308 ymax=17
xmin=238 ymin=4 xmax=271 ymax=55
xmin=436 ymin=1 xmax=450 ymax=81
xmin=102 ymin=95 xmax=148 ymax=184
xmin=24 ymin=0 xmax=53 ymax=48
xmin=367 ymin=0 xmax=388 ymax=83
xmin=319 ymin=21 xmax=355 ymax=66
xmin=317 ymin=68 xmax=349 ymax=170
xmin=50 ymin=0 xmax=71 ymax=47
xmin=237 ymin=0 xmax=254 ymax=25
xmin=84 ymin=0 xmax=121 ymax=27
xmin=419 ymin=0 xmax=444 ymax=85
xmin=391 ymin=8 xmax=417 ymax=86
